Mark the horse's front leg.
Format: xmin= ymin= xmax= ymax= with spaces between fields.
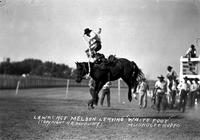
xmin=88 ymin=88 xmax=95 ymax=109
xmin=122 ymin=77 xmax=133 ymax=102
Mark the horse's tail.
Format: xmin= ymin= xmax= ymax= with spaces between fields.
xmin=131 ymin=61 xmax=144 ymax=92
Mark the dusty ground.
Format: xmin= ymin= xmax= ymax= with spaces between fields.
xmin=1 ymin=87 xmax=200 ymax=140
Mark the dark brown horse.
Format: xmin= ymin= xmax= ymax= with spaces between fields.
xmin=75 ymin=57 xmax=144 ymax=108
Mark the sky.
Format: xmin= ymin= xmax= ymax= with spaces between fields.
xmin=0 ymin=0 xmax=200 ymax=79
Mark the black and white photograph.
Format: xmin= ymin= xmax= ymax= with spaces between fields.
xmin=1 ymin=0 xmax=200 ymax=139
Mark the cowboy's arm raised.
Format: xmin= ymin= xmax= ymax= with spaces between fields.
xmin=88 ymin=31 xmax=97 ymax=44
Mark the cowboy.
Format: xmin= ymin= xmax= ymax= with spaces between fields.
xmin=83 ymin=28 xmax=102 ymax=58
xmin=166 ymin=66 xmax=178 ymax=92
xmin=189 ymin=78 xmax=200 ymax=107
xmin=155 ymin=75 xmax=167 ymax=113
xmin=137 ymin=77 xmax=149 ymax=109
xmin=100 ymin=81 xmax=112 ymax=107
xmin=177 ymin=77 xmax=190 ymax=112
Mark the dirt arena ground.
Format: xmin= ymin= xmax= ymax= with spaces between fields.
xmin=1 ymin=87 xmax=200 ymax=140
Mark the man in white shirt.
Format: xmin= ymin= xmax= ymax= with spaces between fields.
xmin=137 ymin=78 xmax=149 ymax=109
xmin=155 ymin=75 xmax=167 ymax=113
xmin=177 ymin=77 xmax=190 ymax=112
xmin=170 ymin=79 xmax=179 ymax=109
xmin=189 ymin=78 xmax=200 ymax=107
xmin=194 ymin=78 xmax=200 ymax=104
xmin=83 ymin=28 xmax=102 ymax=58
xmin=166 ymin=66 xmax=178 ymax=92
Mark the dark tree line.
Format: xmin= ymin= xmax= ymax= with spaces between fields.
xmin=0 ymin=58 xmax=73 ymax=79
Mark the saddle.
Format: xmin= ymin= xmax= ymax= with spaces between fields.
xmin=93 ymin=53 xmax=118 ymax=70
xmin=107 ymin=55 xmax=118 ymax=66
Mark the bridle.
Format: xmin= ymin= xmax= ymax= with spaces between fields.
xmin=79 ymin=63 xmax=88 ymax=78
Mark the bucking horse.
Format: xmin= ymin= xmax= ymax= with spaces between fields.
xmin=75 ymin=55 xmax=144 ymax=109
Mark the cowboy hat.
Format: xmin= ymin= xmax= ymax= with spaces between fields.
xmin=84 ymin=28 xmax=92 ymax=35
xmin=183 ymin=76 xmax=188 ymax=80
xmin=157 ymin=75 xmax=164 ymax=79
xmin=167 ymin=65 xmax=173 ymax=70
xmin=195 ymin=78 xmax=199 ymax=81
xmin=191 ymin=44 xmax=195 ymax=48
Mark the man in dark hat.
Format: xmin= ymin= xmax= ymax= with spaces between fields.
xmin=83 ymin=28 xmax=102 ymax=58
xmin=186 ymin=44 xmax=197 ymax=59
xmin=154 ymin=75 xmax=167 ymax=113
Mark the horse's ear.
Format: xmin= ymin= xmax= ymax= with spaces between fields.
xmin=75 ymin=62 xmax=79 ymax=65
xmin=75 ymin=62 xmax=81 ymax=67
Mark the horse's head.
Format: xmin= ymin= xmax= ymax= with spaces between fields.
xmin=75 ymin=62 xmax=88 ymax=83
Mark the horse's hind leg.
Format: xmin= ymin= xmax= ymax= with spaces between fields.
xmin=122 ymin=78 xmax=132 ymax=102
xmin=128 ymin=86 xmax=132 ymax=102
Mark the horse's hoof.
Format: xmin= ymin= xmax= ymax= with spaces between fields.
xmin=91 ymin=106 xmax=94 ymax=109
xmin=88 ymin=105 xmax=95 ymax=110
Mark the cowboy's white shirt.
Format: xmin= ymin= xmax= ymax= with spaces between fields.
xmin=190 ymin=83 xmax=199 ymax=92
xmin=166 ymin=70 xmax=178 ymax=79
xmin=137 ymin=81 xmax=148 ymax=92
xmin=178 ymin=82 xmax=190 ymax=91
xmin=155 ymin=80 xmax=167 ymax=92
xmin=84 ymin=31 xmax=100 ymax=45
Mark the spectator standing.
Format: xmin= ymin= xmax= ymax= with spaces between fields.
xmin=170 ymin=79 xmax=179 ymax=109
xmin=166 ymin=65 xmax=178 ymax=92
xmin=100 ymin=81 xmax=112 ymax=107
xmin=187 ymin=79 xmax=196 ymax=108
xmin=177 ymin=77 xmax=190 ymax=112
xmin=137 ymin=78 xmax=149 ymax=109
xmin=155 ymin=75 xmax=167 ymax=113
xmin=192 ymin=78 xmax=200 ymax=106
